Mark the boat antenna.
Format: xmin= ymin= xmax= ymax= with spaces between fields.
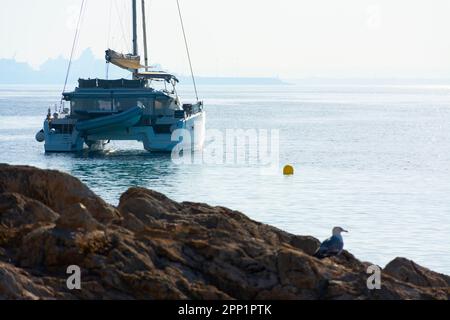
xmin=176 ymin=0 xmax=199 ymax=101
xmin=61 ymin=0 xmax=86 ymax=106
xmin=141 ymin=0 xmax=149 ymax=72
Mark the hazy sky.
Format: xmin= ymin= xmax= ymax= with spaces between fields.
xmin=1 ymin=0 xmax=450 ymax=78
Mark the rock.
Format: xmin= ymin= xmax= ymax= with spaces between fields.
xmin=384 ymin=257 xmax=450 ymax=288
xmin=56 ymin=203 xmax=104 ymax=232
xmin=0 ymin=164 xmax=120 ymax=223
xmin=0 ymin=192 xmax=59 ymax=227
xmin=0 ymin=261 xmax=58 ymax=299
xmin=0 ymin=165 xmax=448 ymax=300
xmin=289 ymin=235 xmax=321 ymax=255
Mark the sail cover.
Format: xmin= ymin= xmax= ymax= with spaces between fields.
xmin=105 ymin=49 xmax=144 ymax=70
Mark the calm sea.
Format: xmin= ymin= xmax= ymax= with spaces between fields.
xmin=0 ymin=83 xmax=449 ymax=274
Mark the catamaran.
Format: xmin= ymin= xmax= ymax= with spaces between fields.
xmin=36 ymin=0 xmax=205 ymax=152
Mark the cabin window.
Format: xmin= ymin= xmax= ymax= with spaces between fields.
xmin=114 ymin=98 xmax=134 ymax=111
xmin=154 ymin=98 xmax=173 ymax=116
xmin=71 ymin=98 xmax=113 ymax=113
xmin=113 ymin=97 xmax=153 ymax=113
xmin=98 ymin=100 xmax=112 ymax=110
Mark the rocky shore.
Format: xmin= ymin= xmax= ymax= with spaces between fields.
xmin=0 ymin=164 xmax=448 ymax=299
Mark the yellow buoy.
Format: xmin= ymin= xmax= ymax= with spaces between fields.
xmin=283 ymin=165 xmax=294 ymax=175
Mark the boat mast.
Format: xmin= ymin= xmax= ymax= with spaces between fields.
xmin=141 ymin=0 xmax=149 ymax=72
xmin=132 ymin=0 xmax=138 ymax=78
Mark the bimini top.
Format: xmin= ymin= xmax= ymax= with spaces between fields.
xmin=62 ymin=78 xmax=173 ymax=101
xmin=77 ymin=78 xmax=147 ymax=89
xmin=137 ymin=71 xmax=179 ymax=83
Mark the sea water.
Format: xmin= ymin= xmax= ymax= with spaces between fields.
xmin=0 ymin=82 xmax=449 ymax=274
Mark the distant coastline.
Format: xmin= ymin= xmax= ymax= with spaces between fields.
xmin=0 ymin=48 xmax=287 ymax=86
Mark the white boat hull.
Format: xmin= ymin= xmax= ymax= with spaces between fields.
xmin=41 ymin=111 xmax=205 ymax=153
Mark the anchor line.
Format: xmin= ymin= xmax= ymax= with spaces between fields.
xmin=176 ymin=0 xmax=199 ymax=101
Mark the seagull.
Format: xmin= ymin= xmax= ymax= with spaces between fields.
xmin=313 ymin=227 xmax=348 ymax=259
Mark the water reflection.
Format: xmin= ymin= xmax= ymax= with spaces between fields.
xmin=45 ymin=147 xmax=178 ymax=203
